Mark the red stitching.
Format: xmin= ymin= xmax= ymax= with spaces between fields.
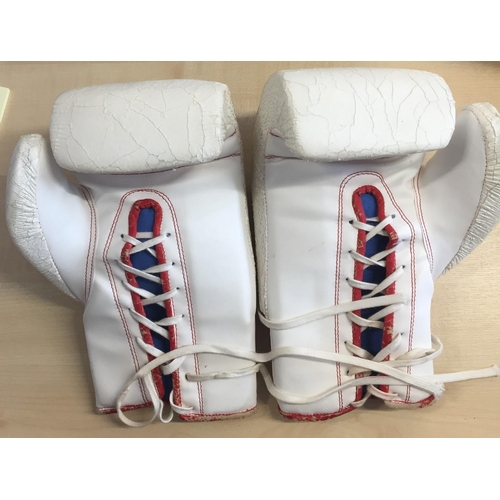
xmin=347 ymin=174 xmax=417 ymax=403
xmin=120 ymin=189 xmax=202 ymax=412
xmin=99 ymin=404 xmax=259 ymax=418
xmin=169 ymin=204 xmax=204 ymax=413
xmin=335 ymin=174 xmax=388 ymax=405
xmin=375 ymin=177 xmax=417 ymax=403
xmin=179 ymin=406 xmax=256 ymax=421
xmin=103 ymin=196 xmax=149 ymax=404
xmin=151 ymin=201 xmax=182 ymax=409
xmin=98 ymin=402 xmax=153 ymax=414
xmin=121 ymin=199 xmax=173 ymax=400
xmin=335 ymin=172 xmax=420 ymax=405
xmin=103 ymin=189 xmax=201 ymax=410
xmin=352 ymin=186 xmax=399 ymax=396
xmin=81 ymin=186 xmax=97 ymax=302
xmin=414 ymin=171 xmax=434 ymax=272
xmin=387 ymin=394 xmax=435 ymax=408
xmin=279 ymin=404 xmax=356 ymax=422
xmin=335 ymin=181 xmax=345 ymax=409
xmin=351 ymin=188 xmax=368 ymax=401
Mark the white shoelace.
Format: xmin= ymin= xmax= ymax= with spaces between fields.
xmin=115 ymin=225 xmax=500 ymax=427
xmin=259 ymin=213 xmax=499 ymax=406
xmin=116 ymin=341 xmax=499 ymax=426
xmin=117 ymin=231 xmax=192 ymax=427
xmin=348 ymin=213 xmax=405 ymax=403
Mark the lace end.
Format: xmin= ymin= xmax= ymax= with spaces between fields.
xmin=491 ymin=365 xmax=500 ymax=377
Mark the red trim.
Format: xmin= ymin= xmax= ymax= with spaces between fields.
xmin=102 ymin=189 xmax=201 ymax=409
xmin=279 ymin=404 xmax=356 ymax=422
xmin=121 ymin=199 xmax=178 ymax=402
xmin=334 ymin=172 xmax=422 ymax=407
xmin=99 ymin=404 xmax=258 ymax=419
xmin=104 ymin=203 xmax=149 ymax=403
xmin=414 ymin=172 xmax=434 ymax=273
xmin=98 ymin=402 xmax=153 ymax=415
xmin=351 ymin=185 xmax=399 ymax=398
xmin=387 ymin=394 xmax=435 ymax=408
xmin=334 ymin=181 xmax=346 ymax=410
xmin=168 ymin=205 xmax=203 ymax=413
xmin=179 ymin=406 xmax=256 ymax=422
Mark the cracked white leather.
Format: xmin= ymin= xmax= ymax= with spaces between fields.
xmin=259 ymin=68 xmax=455 ymax=162
xmin=254 ymin=68 xmax=500 ymax=420
xmin=6 ymin=80 xmax=256 ymax=422
xmin=51 ymin=80 xmax=237 ymax=174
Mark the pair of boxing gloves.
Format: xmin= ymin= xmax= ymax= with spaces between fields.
xmin=6 ymin=68 xmax=500 ymax=427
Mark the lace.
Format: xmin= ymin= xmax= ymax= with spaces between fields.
xmin=347 ymin=214 xmax=404 ymax=330
xmin=258 ymin=211 xmax=499 ymax=408
xmin=116 ymin=231 xmax=191 ymax=428
xmin=114 ymin=224 xmax=500 ymax=427
xmin=116 ymin=341 xmax=500 ymax=426
xmin=348 ymin=213 xmax=404 ymax=402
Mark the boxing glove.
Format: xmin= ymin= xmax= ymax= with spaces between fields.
xmin=6 ymin=80 xmax=257 ymax=426
xmin=253 ymin=68 xmax=500 ymax=420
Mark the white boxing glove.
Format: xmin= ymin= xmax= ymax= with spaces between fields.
xmin=7 ymin=80 xmax=257 ymax=426
xmin=253 ymin=68 xmax=500 ymax=420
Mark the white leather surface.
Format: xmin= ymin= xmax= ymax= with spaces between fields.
xmin=6 ymin=135 xmax=90 ymax=300
xmin=75 ymin=138 xmax=256 ymax=414
xmin=254 ymin=68 xmax=500 ymax=418
xmin=252 ymin=68 xmax=454 ymax=314
xmin=257 ymin=68 xmax=455 ymax=162
xmin=265 ymin=140 xmax=434 ymax=415
xmin=50 ymin=80 xmax=238 ymax=174
xmin=7 ymin=81 xmax=256 ymax=418
xmin=420 ymin=104 xmax=500 ymax=278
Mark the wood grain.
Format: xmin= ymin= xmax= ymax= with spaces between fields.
xmin=1 ymin=62 xmax=499 ymax=437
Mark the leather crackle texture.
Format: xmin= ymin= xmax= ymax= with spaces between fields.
xmin=6 ymin=79 xmax=257 ymax=423
xmin=51 ymin=80 xmax=239 ymax=174
xmin=253 ymin=67 xmax=500 ymax=419
xmin=253 ymin=67 xmax=456 ymax=313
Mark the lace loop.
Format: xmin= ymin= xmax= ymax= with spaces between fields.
xmin=116 ymin=230 xmax=188 ymax=427
xmin=116 ymin=341 xmax=500 ymax=425
xmin=114 ymin=219 xmax=500 ymax=426
xmin=251 ymin=211 xmax=499 ymax=413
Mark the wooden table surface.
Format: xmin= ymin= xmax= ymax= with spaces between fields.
xmin=0 ymin=61 xmax=499 ymax=438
